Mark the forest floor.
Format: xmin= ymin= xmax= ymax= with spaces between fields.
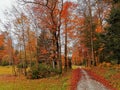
xmin=0 ymin=65 xmax=119 ymax=90
xmin=0 ymin=66 xmax=71 ymax=90
xmin=77 ymin=69 xmax=109 ymax=90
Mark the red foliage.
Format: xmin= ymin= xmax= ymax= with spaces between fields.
xmin=70 ymin=68 xmax=82 ymax=90
xmin=85 ymin=69 xmax=116 ymax=90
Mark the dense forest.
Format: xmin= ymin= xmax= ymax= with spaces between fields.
xmin=0 ymin=0 xmax=120 ymax=89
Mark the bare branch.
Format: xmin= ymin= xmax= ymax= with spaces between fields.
xmin=22 ymin=0 xmax=51 ymax=9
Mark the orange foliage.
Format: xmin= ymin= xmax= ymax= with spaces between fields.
xmin=41 ymin=49 xmax=48 ymax=54
xmin=0 ymin=33 xmax=15 ymax=63
xmin=26 ymin=31 xmax=37 ymax=52
xmin=0 ymin=34 xmax=4 ymax=46
xmin=62 ymin=2 xmax=72 ymax=18
xmin=72 ymin=47 xmax=84 ymax=65
xmin=70 ymin=68 xmax=82 ymax=90
xmin=95 ymin=26 xmax=103 ymax=33
xmin=0 ymin=34 xmax=5 ymax=60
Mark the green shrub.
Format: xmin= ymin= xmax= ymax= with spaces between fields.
xmin=49 ymin=67 xmax=61 ymax=74
xmin=30 ymin=61 xmax=36 ymax=67
xmin=17 ymin=62 xmax=28 ymax=68
xmin=27 ymin=67 xmax=40 ymax=79
xmin=27 ymin=64 xmax=61 ymax=79
xmin=1 ymin=60 xmax=9 ymax=66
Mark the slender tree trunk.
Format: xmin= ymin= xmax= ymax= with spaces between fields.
xmin=87 ymin=0 xmax=95 ymax=66
xmin=58 ymin=29 xmax=62 ymax=73
xmin=11 ymin=44 xmax=16 ymax=76
xmin=27 ymin=30 xmax=32 ymax=68
xmin=52 ymin=32 xmax=57 ymax=69
xmin=19 ymin=43 xmax=22 ymax=75
xmin=57 ymin=0 xmax=63 ymax=73
xmin=23 ymin=38 xmax=27 ymax=76
xmin=64 ymin=20 xmax=68 ymax=71
xmin=36 ymin=38 xmax=39 ymax=69
xmin=22 ymin=26 xmax=27 ymax=76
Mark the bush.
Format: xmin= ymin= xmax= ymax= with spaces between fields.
xmin=1 ymin=60 xmax=9 ymax=66
xmin=27 ymin=67 xmax=40 ymax=79
xmin=27 ymin=64 xmax=61 ymax=79
xmin=30 ymin=61 xmax=36 ymax=67
xmin=49 ymin=67 xmax=61 ymax=74
xmin=17 ymin=62 xmax=28 ymax=68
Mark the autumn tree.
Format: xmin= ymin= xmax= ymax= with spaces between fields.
xmin=0 ymin=33 xmax=5 ymax=62
xmin=72 ymin=0 xmax=112 ymax=66
xmin=61 ymin=1 xmax=76 ymax=70
xmin=25 ymin=30 xmax=37 ymax=67
xmin=22 ymin=0 xmax=64 ymax=73
xmin=37 ymin=30 xmax=53 ymax=66
xmin=14 ymin=13 xmax=30 ymax=75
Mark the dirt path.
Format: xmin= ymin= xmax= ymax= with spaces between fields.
xmin=77 ymin=69 xmax=109 ymax=90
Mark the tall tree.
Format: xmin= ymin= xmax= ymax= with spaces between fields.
xmin=37 ymin=30 xmax=53 ymax=66
xmin=61 ymin=1 xmax=75 ymax=70
xmin=102 ymin=0 xmax=120 ymax=64
xmin=0 ymin=33 xmax=5 ymax=61
xmin=22 ymin=0 xmax=63 ymax=73
xmin=14 ymin=13 xmax=30 ymax=75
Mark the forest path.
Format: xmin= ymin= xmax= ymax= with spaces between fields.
xmin=77 ymin=69 xmax=109 ymax=90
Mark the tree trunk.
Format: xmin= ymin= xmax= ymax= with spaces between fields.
xmin=87 ymin=0 xmax=95 ymax=66
xmin=64 ymin=21 xmax=68 ymax=71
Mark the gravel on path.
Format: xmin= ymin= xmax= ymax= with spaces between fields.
xmin=77 ymin=69 xmax=110 ymax=90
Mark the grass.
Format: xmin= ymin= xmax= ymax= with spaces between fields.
xmin=0 ymin=78 xmax=69 ymax=90
xmin=72 ymin=65 xmax=85 ymax=69
xmin=0 ymin=66 xmax=12 ymax=75
xmin=0 ymin=66 xmax=71 ymax=90
xmin=90 ymin=64 xmax=120 ymax=90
